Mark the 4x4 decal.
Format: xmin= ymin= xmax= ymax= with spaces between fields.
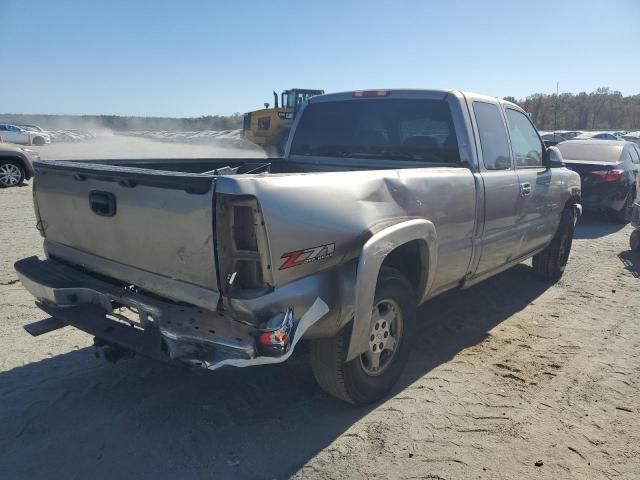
xmin=279 ymin=243 xmax=335 ymax=270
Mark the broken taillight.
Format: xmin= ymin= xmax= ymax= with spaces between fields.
xmin=591 ymin=169 xmax=624 ymax=182
xmin=258 ymin=308 xmax=295 ymax=357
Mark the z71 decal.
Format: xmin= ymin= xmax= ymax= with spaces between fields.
xmin=279 ymin=243 xmax=335 ymax=270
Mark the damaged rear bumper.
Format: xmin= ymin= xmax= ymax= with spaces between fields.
xmin=14 ymin=256 xmax=328 ymax=370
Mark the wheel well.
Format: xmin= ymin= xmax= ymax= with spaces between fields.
xmin=380 ymin=240 xmax=427 ymax=297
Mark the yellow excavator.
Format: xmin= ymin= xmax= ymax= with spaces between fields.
xmin=242 ymin=88 xmax=324 ymax=155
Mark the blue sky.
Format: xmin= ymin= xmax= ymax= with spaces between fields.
xmin=1 ymin=0 xmax=638 ymax=117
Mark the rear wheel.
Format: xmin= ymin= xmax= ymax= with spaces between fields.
xmin=532 ymin=207 xmax=575 ymax=280
xmin=310 ymin=267 xmax=416 ymax=404
xmin=614 ymin=188 xmax=636 ymax=224
xmin=0 ymin=160 xmax=25 ymax=187
xmin=33 ymin=136 xmax=45 ymax=146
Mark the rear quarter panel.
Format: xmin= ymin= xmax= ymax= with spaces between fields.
xmin=216 ymin=166 xmax=477 ymax=294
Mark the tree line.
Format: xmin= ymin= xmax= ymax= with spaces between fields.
xmin=505 ymin=88 xmax=640 ymax=131
xmin=3 ymin=87 xmax=640 ymax=133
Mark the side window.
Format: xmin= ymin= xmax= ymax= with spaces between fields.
xmin=472 ymin=101 xmax=512 ymax=170
xmin=257 ymin=116 xmax=271 ymax=131
xmin=505 ymin=109 xmax=544 ymax=167
xmin=0 ymin=125 xmax=7 ymax=131
xmin=630 ymin=145 xmax=640 ymax=164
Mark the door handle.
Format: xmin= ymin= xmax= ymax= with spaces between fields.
xmin=520 ymin=183 xmax=532 ymax=196
xmin=89 ymin=191 xmax=117 ymax=217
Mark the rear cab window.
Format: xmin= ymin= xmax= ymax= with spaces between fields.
xmin=289 ymin=98 xmax=461 ymax=164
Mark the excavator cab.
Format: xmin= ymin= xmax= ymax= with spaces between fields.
xmin=281 ymin=89 xmax=324 ymax=110
xmin=243 ymin=88 xmax=324 ymax=155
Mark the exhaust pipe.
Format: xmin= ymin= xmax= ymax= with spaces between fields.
xmin=273 ymin=91 xmax=279 ymax=109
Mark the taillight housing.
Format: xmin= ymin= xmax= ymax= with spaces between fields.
xmin=591 ymin=169 xmax=624 ymax=182
xmin=216 ymin=195 xmax=273 ymax=294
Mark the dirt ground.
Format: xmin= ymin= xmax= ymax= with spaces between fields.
xmin=1 ymin=137 xmax=639 ymax=479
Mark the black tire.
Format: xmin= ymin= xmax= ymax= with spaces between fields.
xmin=310 ymin=267 xmax=416 ymax=404
xmin=32 ymin=136 xmax=45 ymax=146
xmin=0 ymin=160 xmax=25 ymax=188
xmin=631 ymin=229 xmax=640 ymax=252
xmin=614 ymin=188 xmax=635 ymax=224
xmin=532 ymin=207 xmax=576 ymax=280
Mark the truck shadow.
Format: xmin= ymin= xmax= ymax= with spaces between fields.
xmin=0 ymin=265 xmax=550 ymax=480
xmin=618 ymin=250 xmax=640 ymax=278
xmin=574 ymin=214 xmax=626 ymax=239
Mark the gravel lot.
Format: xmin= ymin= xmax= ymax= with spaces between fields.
xmin=1 ymin=137 xmax=639 ymax=479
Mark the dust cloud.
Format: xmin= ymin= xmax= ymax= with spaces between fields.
xmin=32 ymin=133 xmax=266 ymax=161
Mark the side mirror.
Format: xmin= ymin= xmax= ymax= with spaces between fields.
xmin=543 ymin=146 xmax=564 ymax=168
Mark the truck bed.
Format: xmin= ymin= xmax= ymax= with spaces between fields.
xmin=30 ymin=155 xmax=473 ymax=312
xmin=32 ymin=158 xmax=274 ymax=194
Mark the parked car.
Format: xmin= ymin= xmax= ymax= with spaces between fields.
xmin=0 ymin=142 xmax=38 ymax=187
xmin=572 ymin=131 xmax=620 ymax=141
xmin=557 ymin=140 xmax=640 ymax=223
xmin=541 ymin=133 xmax=568 ymax=147
xmin=555 ymin=130 xmax=582 ymax=140
xmin=49 ymin=129 xmax=95 ymax=142
xmin=17 ymin=124 xmax=57 ymax=141
xmin=622 ymin=134 xmax=640 ymax=146
xmin=14 ymin=89 xmax=581 ymax=404
xmin=0 ymin=124 xmax=51 ymax=145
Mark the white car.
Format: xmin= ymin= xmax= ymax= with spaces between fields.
xmin=0 ymin=124 xmax=51 ymax=146
xmin=17 ymin=124 xmax=57 ymax=141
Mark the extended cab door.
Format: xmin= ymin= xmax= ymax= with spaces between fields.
xmin=504 ymin=107 xmax=558 ymax=255
xmin=469 ymin=99 xmax=522 ymax=276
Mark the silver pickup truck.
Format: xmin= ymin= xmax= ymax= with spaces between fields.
xmin=15 ymin=90 xmax=581 ymax=404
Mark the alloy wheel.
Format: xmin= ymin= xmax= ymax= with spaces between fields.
xmin=0 ymin=163 xmax=22 ymax=187
xmin=360 ymin=299 xmax=403 ymax=376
